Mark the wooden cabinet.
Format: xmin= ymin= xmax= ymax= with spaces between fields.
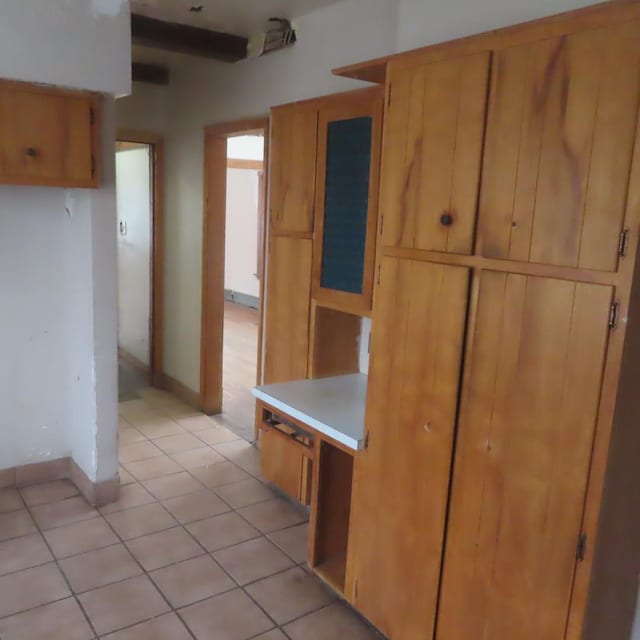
xmin=0 ymin=81 xmax=99 ymax=188
xmin=269 ymin=103 xmax=318 ymax=235
xmin=347 ymin=257 xmax=470 ymax=640
xmin=437 ymin=272 xmax=613 ymax=640
xmin=477 ymin=22 xmax=640 ymax=271
xmin=380 ymin=52 xmax=490 ymax=254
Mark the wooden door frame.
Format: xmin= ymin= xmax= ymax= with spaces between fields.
xmin=201 ymin=117 xmax=270 ymax=414
xmin=116 ymin=129 xmax=165 ymax=385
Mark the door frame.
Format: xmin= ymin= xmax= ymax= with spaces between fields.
xmin=201 ymin=117 xmax=270 ymax=414
xmin=116 ymin=129 xmax=165 ymax=385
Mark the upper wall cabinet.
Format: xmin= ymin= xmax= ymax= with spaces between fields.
xmin=312 ymin=90 xmax=383 ymax=314
xmin=477 ymin=22 xmax=640 ymax=271
xmin=270 ymin=103 xmax=318 ymax=235
xmin=0 ymin=81 xmax=100 ymax=188
xmin=380 ymin=51 xmax=490 ymax=254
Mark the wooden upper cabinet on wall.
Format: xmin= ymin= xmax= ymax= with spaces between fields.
xmin=380 ymin=51 xmax=490 ymax=254
xmin=269 ymin=103 xmax=318 ymax=235
xmin=0 ymin=81 xmax=99 ymax=188
xmin=478 ymin=22 xmax=640 ymax=271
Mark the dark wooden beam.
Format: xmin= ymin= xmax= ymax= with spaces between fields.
xmin=132 ymin=62 xmax=170 ymax=86
xmin=131 ymin=14 xmax=247 ymax=62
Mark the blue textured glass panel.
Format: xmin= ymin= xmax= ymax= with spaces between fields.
xmin=320 ymin=117 xmax=372 ymax=295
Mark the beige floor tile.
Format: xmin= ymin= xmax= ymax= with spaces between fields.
xmin=119 ymin=416 xmax=132 ymax=429
xmin=60 ymin=543 xmax=142 ymax=593
xmin=102 ymin=612 xmax=192 ymax=639
xmin=137 ymin=387 xmax=178 ymax=406
xmin=153 ymin=433 xmax=204 ymax=454
xmin=119 ymin=441 xmax=162 ymax=464
xmin=246 ymin=567 xmax=334 ymax=625
xmin=172 ymin=447 xmax=225 ymax=470
xmin=119 ymin=427 xmax=147 ymax=445
xmin=0 ymin=509 xmax=38 ymax=542
xmin=162 ymin=490 xmax=230 ymax=524
xmin=30 ymin=496 xmax=98 ymax=530
xmin=119 ymin=400 xmax=165 ymax=425
xmin=213 ymin=536 xmax=294 ymax=585
xmin=214 ymin=440 xmax=261 ymax=476
xmin=176 ymin=414 xmax=219 ymax=433
xmin=136 ymin=419 xmax=187 ymax=439
xmin=181 ymin=589 xmax=274 ymax=640
xmin=237 ymin=498 xmax=308 ymax=534
xmin=0 ymin=533 xmax=53 ymax=576
xmin=215 ymin=477 xmax=276 ymax=509
xmin=78 ymin=574 xmax=169 ymax=636
xmin=0 ymin=597 xmax=93 ymax=640
xmin=124 ymin=455 xmax=183 ymax=481
xmin=267 ymin=523 xmax=310 ymax=564
xmin=284 ymin=602 xmax=381 ymax=640
xmin=0 ymin=562 xmax=70 ymax=618
xmin=99 ymin=483 xmax=155 ymax=515
xmin=150 ymin=554 xmax=235 ymax=607
xmin=126 ymin=526 xmax=203 ymax=571
xmin=190 ymin=461 xmax=250 ymax=488
xmin=105 ymin=502 xmax=177 ymax=540
xmin=253 ymin=631 xmax=288 ymax=640
xmin=142 ymin=471 xmax=204 ymax=500
xmin=158 ymin=404 xmax=202 ymax=421
xmin=0 ymin=468 xmax=16 ymax=489
xmin=119 ymin=467 xmax=136 ymax=485
xmin=0 ymin=488 xmax=24 ymax=513
xmin=19 ymin=480 xmax=78 ymax=507
xmin=186 ymin=512 xmax=260 ymax=552
xmin=44 ymin=516 xmax=118 ymax=558
xmin=195 ymin=426 xmax=241 ymax=446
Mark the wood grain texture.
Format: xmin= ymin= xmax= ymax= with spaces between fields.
xmin=260 ymin=427 xmax=304 ymax=501
xmin=477 ymin=22 xmax=640 ymax=271
xmin=269 ymin=104 xmax=318 ymax=234
xmin=437 ymin=271 xmax=613 ymax=640
xmin=0 ymin=81 xmax=99 ymax=188
xmin=347 ymin=257 xmax=470 ymax=639
xmin=380 ymin=51 xmax=490 ymax=254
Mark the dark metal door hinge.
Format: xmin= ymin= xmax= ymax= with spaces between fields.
xmin=577 ymin=533 xmax=587 ymax=562
xmin=609 ymin=302 xmax=620 ymax=330
xmin=618 ymin=228 xmax=630 ymax=257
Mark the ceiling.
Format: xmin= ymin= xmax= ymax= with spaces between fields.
xmin=130 ymin=0 xmax=344 ymax=37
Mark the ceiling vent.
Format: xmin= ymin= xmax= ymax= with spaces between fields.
xmin=247 ymin=18 xmax=297 ymax=59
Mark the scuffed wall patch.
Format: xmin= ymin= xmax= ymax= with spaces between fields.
xmin=91 ymin=0 xmax=127 ymax=17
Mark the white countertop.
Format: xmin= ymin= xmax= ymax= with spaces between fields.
xmin=252 ymin=374 xmax=367 ymax=451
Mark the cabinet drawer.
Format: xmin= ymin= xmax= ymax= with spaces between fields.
xmin=0 ymin=82 xmax=99 ymax=188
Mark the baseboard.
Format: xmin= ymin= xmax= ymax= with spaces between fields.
xmin=155 ymin=371 xmax=202 ymax=411
xmin=118 ymin=347 xmax=150 ymax=375
xmin=224 ymin=289 xmax=259 ymax=309
xmin=0 ymin=457 xmax=120 ymax=507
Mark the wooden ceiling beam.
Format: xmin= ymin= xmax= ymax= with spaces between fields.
xmin=132 ymin=62 xmax=170 ymax=85
xmin=131 ymin=14 xmax=248 ymax=62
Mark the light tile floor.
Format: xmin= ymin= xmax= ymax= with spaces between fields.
xmin=0 ymin=388 xmax=382 ymax=639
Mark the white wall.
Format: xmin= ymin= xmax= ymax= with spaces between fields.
xmin=0 ymin=0 xmax=130 ymax=96
xmin=116 ymin=147 xmax=152 ymax=366
xmin=116 ymin=82 xmax=171 ymax=134
xmin=0 ymin=1 xmax=127 ymax=483
xmin=225 ymin=168 xmax=260 ymax=299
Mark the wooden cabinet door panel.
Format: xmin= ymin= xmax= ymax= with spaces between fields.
xmin=437 ymin=272 xmax=613 ymax=640
xmin=381 ymin=52 xmax=490 ymax=254
xmin=260 ymin=428 xmax=304 ymax=501
xmin=0 ymin=85 xmax=94 ymax=185
xmin=348 ymin=257 xmax=470 ymax=640
xmin=478 ymin=22 xmax=640 ymax=271
xmin=263 ymin=236 xmax=312 ymax=384
xmin=269 ymin=105 xmax=318 ymax=234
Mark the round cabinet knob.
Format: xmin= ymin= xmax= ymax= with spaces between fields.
xmin=440 ymin=212 xmax=454 ymax=227
xmin=26 ymin=147 xmax=37 ymax=158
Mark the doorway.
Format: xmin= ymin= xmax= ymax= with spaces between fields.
xmin=115 ymin=131 xmax=164 ymax=400
xmin=201 ymin=119 xmax=269 ymax=441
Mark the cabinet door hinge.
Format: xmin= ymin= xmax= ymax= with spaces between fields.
xmin=609 ymin=301 xmax=620 ymax=330
xmin=577 ymin=533 xmax=587 ymax=562
xmin=376 ymin=264 xmax=381 ymax=286
xmin=618 ymin=228 xmax=630 ymax=257
xmin=89 ymin=107 xmax=95 ymax=126
xmin=354 ymin=579 xmax=359 ymax=600
xmin=91 ymin=156 xmax=96 ymax=178
xmin=364 ymin=432 xmax=370 ymax=449
xmin=387 ymin=86 xmax=393 ymax=108
xmin=379 ymin=214 xmax=384 ymax=237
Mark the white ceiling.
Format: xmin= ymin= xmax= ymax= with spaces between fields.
xmin=131 ymin=0 xmax=344 ymax=36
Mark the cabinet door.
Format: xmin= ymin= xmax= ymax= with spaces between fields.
xmin=380 ymin=52 xmax=490 ymax=254
xmin=269 ymin=104 xmax=318 ymax=235
xmin=347 ymin=257 xmax=470 ymax=639
xmin=477 ymin=22 xmax=640 ymax=271
xmin=263 ymin=236 xmax=312 ymax=384
xmin=0 ymin=83 xmax=96 ymax=187
xmin=437 ymin=272 xmax=613 ymax=640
